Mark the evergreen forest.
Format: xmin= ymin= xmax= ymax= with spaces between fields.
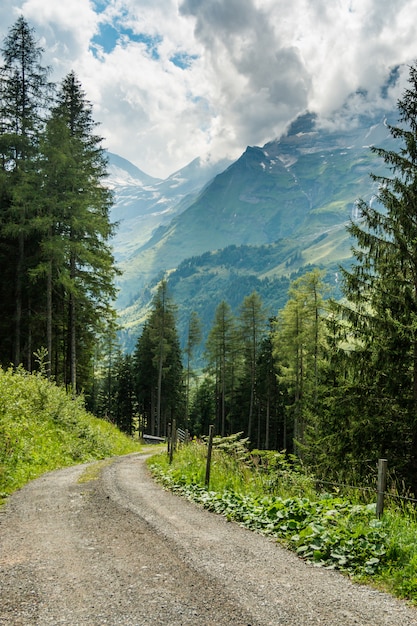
xmin=0 ymin=17 xmax=118 ymax=391
xmin=3 ymin=18 xmax=417 ymax=496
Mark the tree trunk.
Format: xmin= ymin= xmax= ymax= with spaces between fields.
xmin=156 ymin=341 xmax=163 ymax=437
xmin=46 ymin=259 xmax=52 ymax=378
xmin=14 ymin=233 xmax=24 ymax=366
xmin=69 ymin=252 xmax=76 ymax=392
xmin=265 ymin=394 xmax=270 ymax=450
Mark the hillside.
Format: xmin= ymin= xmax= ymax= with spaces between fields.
xmin=0 ymin=366 xmax=141 ymax=500
xmin=112 ymin=113 xmax=393 ymax=351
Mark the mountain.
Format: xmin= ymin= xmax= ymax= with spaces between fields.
xmin=106 ymin=152 xmax=231 ymax=263
xmin=111 ymin=112 xmax=394 ymax=352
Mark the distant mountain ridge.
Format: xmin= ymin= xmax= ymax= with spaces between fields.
xmin=107 ymin=112 xmax=394 ymax=351
xmin=106 ymin=152 xmax=231 ymax=262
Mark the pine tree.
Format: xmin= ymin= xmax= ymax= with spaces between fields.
xmin=189 ymin=375 xmax=216 ymax=437
xmin=273 ymin=269 xmax=327 ymax=459
xmin=205 ymin=301 xmax=241 ymax=436
xmin=341 ymin=63 xmax=417 ymax=487
xmin=88 ymin=321 xmax=120 ymax=420
xmin=0 ymin=16 xmax=51 ymax=167
xmin=149 ymin=280 xmax=178 ymax=437
xmin=133 ymin=321 xmax=156 ymax=435
xmin=134 ymin=281 xmax=184 ymax=437
xmin=114 ymin=353 xmax=137 ymax=435
xmin=37 ymin=71 xmax=118 ymax=390
xmin=0 ymin=16 xmax=52 ymax=367
xmin=184 ymin=310 xmax=202 ymax=428
xmin=239 ymin=291 xmax=267 ymax=443
xmin=255 ymin=324 xmax=285 ymax=450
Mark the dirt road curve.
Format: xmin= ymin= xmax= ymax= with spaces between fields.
xmin=1 ymin=453 xmax=417 ymax=626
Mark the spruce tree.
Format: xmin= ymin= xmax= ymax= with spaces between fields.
xmin=133 ymin=321 xmax=156 ymax=435
xmin=189 ymin=376 xmax=216 ymax=437
xmin=341 ymin=62 xmax=417 ymax=487
xmin=184 ymin=310 xmax=202 ymax=427
xmin=205 ymin=301 xmax=241 ymax=436
xmin=0 ymin=16 xmax=51 ymax=166
xmin=255 ymin=328 xmax=285 ymax=450
xmin=273 ymin=269 xmax=327 ymax=459
xmin=114 ymin=353 xmax=137 ymax=435
xmin=38 ymin=71 xmax=118 ymax=390
xmin=239 ymin=291 xmax=267 ymax=443
xmin=0 ymin=16 xmax=52 ymax=367
xmin=134 ymin=281 xmax=184 ymax=437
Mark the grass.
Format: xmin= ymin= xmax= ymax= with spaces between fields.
xmin=77 ymin=459 xmax=115 ymax=483
xmin=0 ymin=365 xmax=142 ymax=503
xmin=148 ymin=438 xmax=417 ymax=605
xmin=376 ymin=506 xmax=417 ymax=599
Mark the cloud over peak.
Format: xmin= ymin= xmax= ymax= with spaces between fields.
xmin=1 ymin=0 xmax=416 ymax=177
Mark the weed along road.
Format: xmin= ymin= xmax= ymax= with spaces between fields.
xmin=1 ymin=454 xmax=417 ymax=626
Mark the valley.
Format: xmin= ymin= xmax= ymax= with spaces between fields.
xmin=108 ymin=112 xmax=393 ymax=350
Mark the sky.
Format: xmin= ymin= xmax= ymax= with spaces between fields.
xmin=1 ymin=0 xmax=417 ymax=179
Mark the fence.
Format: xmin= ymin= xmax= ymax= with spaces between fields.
xmin=142 ymin=434 xmax=165 ymax=445
xmin=313 ymin=457 xmax=417 ymax=517
xmin=167 ymin=421 xmax=191 ymax=464
xmin=167 ymin=425 xmax=414 ymax=517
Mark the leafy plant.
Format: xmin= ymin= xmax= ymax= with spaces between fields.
xmin=148 ymin=440 xmax=417 ymax=602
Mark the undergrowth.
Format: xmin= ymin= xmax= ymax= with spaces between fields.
xmin=0 ymin=366 xmax=141 ymax=502
xmin=148 ymin=436 xmax=417 ymax=604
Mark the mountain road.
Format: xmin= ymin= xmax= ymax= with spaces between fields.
xmin=1 ymin=453 xmax=417 ymax=625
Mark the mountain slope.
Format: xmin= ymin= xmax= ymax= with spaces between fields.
xmin=109 ymin=113 xmax=400 ymax=356
xmin=106 ymin=152 xmax=231 ymax=264
xmin=116 ymin=114 xmax=392 ymax=315
xmin=118 ymin=229 xmax=352 ymax=355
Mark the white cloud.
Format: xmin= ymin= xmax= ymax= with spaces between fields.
xmin=1 ymin=0 xmax=417 ymax=177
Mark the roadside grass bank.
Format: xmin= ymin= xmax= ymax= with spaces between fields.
xmin=148 ymin=437 xmax=417 ymax=605
xmin=0 ymin=366 xmax=142 ymax=503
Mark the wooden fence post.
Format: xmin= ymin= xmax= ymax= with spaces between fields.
xmin=169 ymin=419 xmax=176 ymax=465
xmin=167 ymin=422 xmax=171 ymax=458
xmin=205 ymin=425 xmax=214 ymax=487
xmin=376 ymin=458 xmax=387 ymax=518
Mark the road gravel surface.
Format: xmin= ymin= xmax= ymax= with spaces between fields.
xmin=1 ymin=453 xmax=417 ymax=625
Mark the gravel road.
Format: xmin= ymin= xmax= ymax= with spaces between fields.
xmin=1 ymin=453 xmax=417 ymax=625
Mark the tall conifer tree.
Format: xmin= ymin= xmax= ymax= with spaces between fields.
xmin=205 ymin=301 xmax=241 ymax=436
xmin=341 ymin=63 xmax=417 ymax=486
xmin=0 ymin=16 xmax=52 ymax=367
xmin=134 ymin=281 xmax=184 ymax=437
xmin=239 ymin=291 xmax=267 ymax=442
xmin=184 ymin=310 xmax=202 ymax=427
xmin=273 ymin=269 xmax=327 ymax=458
xmin=133 ymin=321 xmax=156 ymax=435
xmin=256 ymin=327 xmax=284 ymax=450
xmin=38 ymin=71 xmax=118 ymax=389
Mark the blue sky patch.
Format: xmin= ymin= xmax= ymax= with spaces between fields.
xmin=91 ymin=21 xmax=162 ymax=60
xmin=170 ymin=52 xmax=198 ymax=70
xmin=91 ymin=0 xmax=108 ymax=15
xmin=91 ymin=23 xmax=119 ymax=54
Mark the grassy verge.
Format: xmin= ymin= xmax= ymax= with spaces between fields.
xmin=0 ymin=366 xmax=142 ymax=503
xmin=148 ymin=438 xmax=417 ymax=605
